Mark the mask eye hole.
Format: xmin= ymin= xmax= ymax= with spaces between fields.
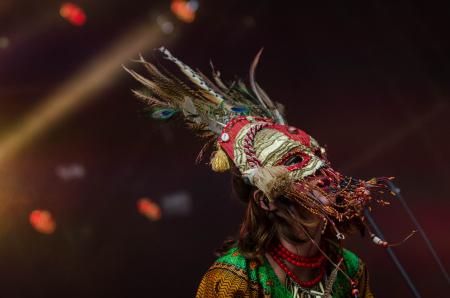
xmin=284 ymin=155 xmax=304 ymax=166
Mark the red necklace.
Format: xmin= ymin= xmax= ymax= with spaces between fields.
xmin=269 ymin=243 xmax=326 ymax=288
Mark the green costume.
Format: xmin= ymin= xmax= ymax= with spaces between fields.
xmin=196 ymin=247 xmax=373 ymax=297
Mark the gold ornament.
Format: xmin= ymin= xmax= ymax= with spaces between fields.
xmin=211 ymin=146 xmax=230 ymax=172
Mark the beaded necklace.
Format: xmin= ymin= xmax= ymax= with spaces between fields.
xmin=269 ymin=243 xmax=328 ymax=297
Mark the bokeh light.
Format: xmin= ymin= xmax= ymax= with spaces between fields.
xmin=0 ymin=36 xmax=10 ymax=49
xmin=60 ymin=2 xmax=87 ymax=26
xmin=170 ymin=0 xmax=198 ymax=23
xmin=29 ymin=210 xmax=56 ymax=234
xmin=137 ymin=198 xmax=162 ymax=221
xmin=161 ymin=191 xmax=192 ymax=217
xmin=156 ymin=15 xmax=175 ymax=34
xmin=55 ymin=163 xmax=85 ymax=181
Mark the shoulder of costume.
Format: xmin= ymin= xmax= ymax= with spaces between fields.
xmin=212 ymin=247 xmax=265 ymax=282
xmin=341 ymin=248 xmax=365 ymax=279
xmin=205 ymin=247 xmax=262 ymax=291
xmin=197 ymin=247 xmax=265 ymax=297
xmin=213 ymin=247 xmax=249 ymax=271
xmin=210 ymin=247 xmax=288 ymax=297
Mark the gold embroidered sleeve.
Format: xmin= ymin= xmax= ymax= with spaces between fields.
xmin=357 ymin=262 xmax=374 ymax=298
xmin=196 ymin=263 xmax=260 ymax=298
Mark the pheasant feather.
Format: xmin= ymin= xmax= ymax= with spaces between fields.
xmin=124 ymin=47 xmax=286 ymax=139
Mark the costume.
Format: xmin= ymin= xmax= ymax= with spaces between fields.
xmin=196 ymin=247 xmax=372 ymax=298
xmin=125 ymin=48 xmax=393 ymax=297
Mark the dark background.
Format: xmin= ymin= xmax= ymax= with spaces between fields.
xmin=0 ymin=0 xmax=449 ymax=297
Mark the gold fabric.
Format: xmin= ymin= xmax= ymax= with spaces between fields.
xmin=196 ymin=262 xmax=262 ymax=298
xmin=233 ymin=124 xmax=324 ymax=180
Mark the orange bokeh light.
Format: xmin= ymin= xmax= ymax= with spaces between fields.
xmin=29 ymin=210 xmax=56 ymax=234
xmin=60 ymin=3 xmax=87 ymax=26
xmin=137 ymin=198 xmax=162 ymax=221
xmin=171 ymin=0 xmax=196 ymax=23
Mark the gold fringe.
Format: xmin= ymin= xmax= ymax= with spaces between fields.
xmin=211 ymin=146 xmax=230 ymax=172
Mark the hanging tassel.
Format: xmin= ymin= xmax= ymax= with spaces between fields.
xmin=211 ymin=146 xmax=230 ymax=172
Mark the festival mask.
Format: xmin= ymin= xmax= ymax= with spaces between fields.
xmin=125 ymin=47 xmax=392 ymax=242
xmin=216 ymin=116 xmax=391 ymax=232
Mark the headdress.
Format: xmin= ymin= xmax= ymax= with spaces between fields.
xmin=124 ymin=47 xmax=393 ymax=244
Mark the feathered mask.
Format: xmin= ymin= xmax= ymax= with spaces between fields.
xmin=124 ymin=47 xmax=394 ymax=243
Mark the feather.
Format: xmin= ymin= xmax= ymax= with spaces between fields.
xmin=123 ymin=66 xmax=176 ymax=101
xmin=131 ymin=89 xmax=168 ymax=107
xmin=249 ymin=49 xmax=287 ymax=124
xmin=134 ymin=55 xmax=204 ymax=106
xmin=244 ymin=166 xmax=290 ymax=200
xmin=255 ymin=82 xmax=275 ymax=110
xmin=181 ymin=96 xmax=198 ymax=116
xmin=196 ymin=68 xmax=232 ymax=101
xmin=125 ymin=48 xmax=282 ymax=138
xmin=249 ymin=48 xmax=271 ymax=111
xmin=136 ymin=53 xmax=171 ymax=82
xmin=154 ymin=60 xmax=210 ymax=105
xmin=182 ymin=96 xmax=204 ymax=126
xmin=256 ymin=82 xmax=286 ymax=124
xmin=151 ymin=108 xmax=177 ymax=120
xmin=159 ymin=47 xmax=228 ymax=107
xmin=324 ymin=258 xmax=343 ymax=298
xmin=210 ymin=61 xmax=229 ymax=91
xmin=230 ymin=106 xmax=250 ymax=115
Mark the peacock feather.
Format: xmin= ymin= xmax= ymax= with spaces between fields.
xmin=123 ymin=47 xmax=286 ymax=141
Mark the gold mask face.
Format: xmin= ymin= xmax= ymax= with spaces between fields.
xmin=233 ymin=124 xmax=325 ymax=180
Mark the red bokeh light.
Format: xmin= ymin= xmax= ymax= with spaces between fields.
xmin=29 ymin=210 xmax=56 ymax=234
xmin=60 ymin=3 xmax=87 ymax=26
xmin=171 ymin=0 xmax=196 ymax=23
xmin=137 ymin=198 xmax=162 ymax=221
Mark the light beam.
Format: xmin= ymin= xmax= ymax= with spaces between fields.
xmin=0 ymin=21 xmax=176 ymax=165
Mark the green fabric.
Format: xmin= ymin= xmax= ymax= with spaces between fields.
xmin=333 ymin=249 xmax=360 ymax=297
xmin=215 ymin=247 xmax=361 ymax=298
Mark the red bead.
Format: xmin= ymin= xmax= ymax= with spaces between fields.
xmin=352 ymin=288 xmax=359 ymax=296
xmin=269 ymin=251 xmax=325 ymax=288
xmin=271 ymin=243 xmax=325 ymax=270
